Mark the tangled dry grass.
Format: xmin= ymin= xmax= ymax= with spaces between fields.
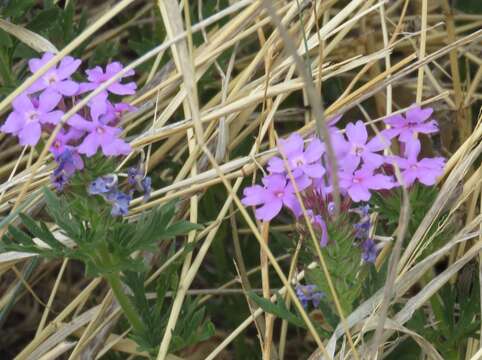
xmin=0 ymin=0 xmax=481 ymax=359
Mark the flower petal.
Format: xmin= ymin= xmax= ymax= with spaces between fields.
xmin=1 ymin=112 xmax=25 ymax=134
xmin=41 ymin=110 xmax=63 ymax=124
xmin=255 ymin=199 xmax=282 ymax=221
xmin=53 ymin=80 xmax=79 ymax=96
xmin=348 ymin=184 xmax=371 ymax=202
xmin=279 ymin=133 xmax=304 ymax=156
xmin=18 ymin=122 xmax=41 ymax=146
xmin=57 ymin=57 xmax=81 ymax=79
xmin=346 ymin=120 xmax=367 ymax=144
xmin=107 ymin=82 xmax=137 ymax=95
xmin=304 ymin=138 xmax=325 ymax=162
xmin=77 ymin=133 xmax=100 ymax=157
xmin=38 ymin=90 xmax=62 ymax=112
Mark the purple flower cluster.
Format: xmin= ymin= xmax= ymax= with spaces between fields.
xmin=0 ymin=52 xmax=136 ymax=189
xmin=241 ymin=106 xmax=445 ymax=253
xmin=88 ymin=167 xmax=152 ymax=217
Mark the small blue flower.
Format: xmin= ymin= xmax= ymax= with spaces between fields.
xmin=110 ymin=191 xmax=131 ymax=217
xmin=51 ymin=149 xmax=84 ymax=191
xmin=55 ymin=148 xmax=84 ymax=176
xmin=295 ymin=284 xmax=324 ymax=308
xmin=361 ymin=238 xmax=378 ymax=263
xmin=354 ymin=221 xmax=370 ymax=240
xmin=141 ymin=176 xmax=152 ymax=201
xmin=51 ymin=172 xmax=69 ymax=191
xmin=88 ymin=175 xmax=118 ymax=195
xmin=127 ymin=166 xmax=142 ymax=186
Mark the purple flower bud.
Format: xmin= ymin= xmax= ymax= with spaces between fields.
xmin=361 ymin=239 xmax=378 ymax=263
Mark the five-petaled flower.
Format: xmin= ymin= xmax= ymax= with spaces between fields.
xmin=241 ymin=174 xmax=306 ymax=221
xmin=342 ymin=120 xmax=389 ymax=167
xmin=339 ymin=157 xmax=395 ymax=202
xmin=27 ymin=52 xmax=81 ymax=96
xmin=1 ymin=92 xmax=63 ymax=145
xmin=389 ymin=138 xmax=445 ymax=187
xmin=383 ymin=106 xmax=438 ymax=143
xmin=69 ymin=109 xmax=131 ymax=157
xmin=268 ymin=133 xmax=326 ymax=180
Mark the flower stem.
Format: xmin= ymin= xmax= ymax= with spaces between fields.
xmin=105 ymin=273 xmax=145 ymax=334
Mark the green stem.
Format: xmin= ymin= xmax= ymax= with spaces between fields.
xmin=105 ymin=273 xmax=145 ymax=334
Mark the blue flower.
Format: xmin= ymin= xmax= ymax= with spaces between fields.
xmin=88 ymin=175 xmax=118 ymax=195
xmin=51 ymin=149 xmax=84 ymax=191
xmin=127 ymin=166 xmax=142 ymax=186
xmin=361 ymin=238 xmax=378 ymax=263
xmin=55 ymin=148 xmax=84 ymax=176
xmin=110 ymin=191 xmax=131 ymax=217
xmin=51 ymin=172 xmax=69 ymax=191
xmin=295 ymin=284 xmax=324 ymax=308
xmin=141 ymin=176 xmax=152 ymax=201
xmin=354 ymin=221 xmax=370 ymax=240
xmin=127 ymin=166 xmax=152 ymax=201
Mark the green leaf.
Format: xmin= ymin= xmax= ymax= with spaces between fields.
xmin=248 ymin=291 xmax=306 ymax=328
xmin=0 ymin=29 xmax=12 ymax=47
xmin=2 ymin=0 xmax=35 ymax=19
xmin=19 ymin=213 xmax=63 ymax=251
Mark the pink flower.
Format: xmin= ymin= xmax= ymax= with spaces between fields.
xmin=241 ymin=174 xmax=303 ymax=221
xmin=339 ymin=158 xmax=395 ymax=202
xmin=27 ymin=52 xmax=81 ymax=96
xmin=342 ymin=120 xmax=389 ymax=167
xmin=68 ymin=110 xmax=131 ymax=158
xmin=383 ymin=106 xmax=438 ymax=143
xmin=50 ymin=126 xmax=84 ymax=156
xmin=79 ymin=62 xmax=136 ymax=96
xmin=389 ymin=139 xmax=445 ymax=187
xmin=1 ymin=92 xmax=63 ymax=146
xmin=268 ymin=133 xmax=326 ymax=179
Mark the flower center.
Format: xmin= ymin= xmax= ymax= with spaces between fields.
xmin=352 ymin=177 xmax=362 ymax=184
xmin=26 ymin=111 xmax=39 ymax=123
xmin=53 ymin=140 xmax=62 ymax=149
xmin=291 ymin=155 xmax=305 ymax=167
xmin=353 ymin=145 xmax=364 ymax=156
xmin=96 ymin=126 xmax=105 ymax=134
xmin=410 ymin=164 xmax=418 ymax=170
xmin=44 ymin=73 xmax=58 ymax=85
xmin=274 ymin=190 xmax=284 ymax=198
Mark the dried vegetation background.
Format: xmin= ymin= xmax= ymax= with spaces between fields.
xmin=0 ymin=0 xmax=481 ymax=359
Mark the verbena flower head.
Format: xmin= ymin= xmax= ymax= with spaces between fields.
xmin=268 ymin=133 xmax=326 ymax=180
xmin=389 ymin=138 xmax=445 ymax=187
xmin=1 ymin=92 xmax=63 ymax=145
xmin=343 ymin=120 xmax=389 ymax=167
xmin=79 ymin=62 xmax=137 ymax=95
xmin=383 ymin=105 xmax=438 ymax=143
xmin=27 ymin=52 xmax=81 ymax=96
xmin=296 ymin=284 xmax=324 ymax=308
xmin=339 ymin=157 xmax=395 ymax=202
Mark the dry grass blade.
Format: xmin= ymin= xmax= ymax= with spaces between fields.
xmin=0 ymin=19 xmax=58 ymax=53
